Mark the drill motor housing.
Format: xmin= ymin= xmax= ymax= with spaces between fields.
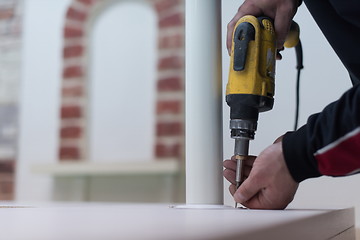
xmin=226 ymin=15 xmax=276 ymax=141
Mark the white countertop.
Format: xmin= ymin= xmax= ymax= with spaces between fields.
xmin=0 ymin=203 xmax=354 ymax=240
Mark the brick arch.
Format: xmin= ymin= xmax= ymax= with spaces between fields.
xmin=59 ymin=0 xmax=185 ymax=162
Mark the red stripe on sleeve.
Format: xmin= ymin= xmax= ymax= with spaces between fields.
xmin=315 ymin=128 xmax=360 ymax=176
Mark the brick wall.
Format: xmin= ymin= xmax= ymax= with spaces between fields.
xmin=60 ymin=0 xmax=185 ymax=162
xmin=0 ymin=0 xmax=22 ymax=200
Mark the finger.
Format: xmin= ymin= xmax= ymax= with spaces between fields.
xmin=227 ymin=4 xmax=263 ymax=55
xmin=276 ymin=52 xmax=282 ymax=60
xmin=240 ymin=191 xmax=265 ymax=209
xmin=223 ymin=159 xmax=237 ymax=171
xmin=223 ymin=168 xmax=236 ymax=185
xmin=229 ymin=184 xmax=236 ymax=196
xmin=224 ymin=163 xmax=253 ymax=184
xmin=241 ymin=187 xmax=283 ymax=210
xmin=243 ymin=156 xmax=256 ymax=166
xmin=234 ymin=174 xmax=263 ymax=204
xmin=242 ymin=164 xmax=252 ymax=178
xmin=226 ymin=12 xmax=242 ymax=55
xmin=225 ymin=155 xmax=255 ymax=172
xmin=273 ymin=134 xmax=284 ymax=144
xmin=231 ymin=155 xmax=256 ymax=162
xmin=274 ymin=7 xmax=294 ymax=49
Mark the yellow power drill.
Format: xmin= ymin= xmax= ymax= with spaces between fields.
xmin=226 ymin=15 xmax=300 ymax=207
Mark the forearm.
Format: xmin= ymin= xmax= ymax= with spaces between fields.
xmin=283 ymin=84 xmax=360 ymax=182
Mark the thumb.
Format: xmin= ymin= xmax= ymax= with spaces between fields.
xmin=234 ymin=176 xmax=262 ymax=204
xmin=273 ymin=134 xmax=284 ymax=144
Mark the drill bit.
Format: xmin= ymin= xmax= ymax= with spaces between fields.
xmin=234 ymin=155 xmax=245 ymax=208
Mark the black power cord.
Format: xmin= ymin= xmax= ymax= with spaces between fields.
xmin=294 ymin=40 xmax=304 ymax=131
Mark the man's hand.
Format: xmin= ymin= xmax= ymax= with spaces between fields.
xmin=223 ymin=136 xmax=299 ymax=209
xmin=227 ymin=0 xmax=299 ymax=55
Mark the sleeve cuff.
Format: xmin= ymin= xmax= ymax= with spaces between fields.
xmin=282 ymin=126 xmax=322 ymax=182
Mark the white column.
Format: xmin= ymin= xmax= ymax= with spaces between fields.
xmin=185 ymin=0 xmax=223 ymax=204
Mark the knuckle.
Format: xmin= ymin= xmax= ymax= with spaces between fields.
xmin=227 ymin=21 xmax=235 ymax=30
xmin=250 ymin=173 xmax=263 ymax=186
xmin=223 ymin=169 xmax=231 ymax=177
xmin=240 ymin=182 xmax=252 ymax=196
xmin=240 ymin=1 xmax=260 ymax=15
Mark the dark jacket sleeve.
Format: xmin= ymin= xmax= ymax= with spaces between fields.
xmin=282 ymin=0 xmax=360 ymax=182
xmin=283 ymin=84 xmax=360 ymax=182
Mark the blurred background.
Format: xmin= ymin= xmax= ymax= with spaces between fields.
xmin=0 ymin=0 xmax=22 ymax=201
xmin=4 ymin=0 xmax=185 ymax=203
xmin=0 ymin=0 xmax=359 ymax=232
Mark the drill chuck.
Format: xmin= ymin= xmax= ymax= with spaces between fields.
xmin=231 ymin=119 xmax=253 ymax=163
xmin=230 ymin=119 xmax=257 ymax=140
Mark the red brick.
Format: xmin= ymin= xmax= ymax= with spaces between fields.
xmin=0 ymin=158 xmax=15 ymax=162
xmin=155 ymin=143 xmax=181 ymax=158
xmin=64 ymin=45 xmax=84 ymax=58
xmin=157 ymin=100 xmax=181 ymax=114
xmin=157 ymin=122 xmax=182 ymax=136
xmin=159 ymin=34 xmax=183 ymax=49
xmin=157 ymin=76 xmax=182 ymax=91
xmin=0 ymin=8 xmax=14 ymax=20
xmin=0 ymin=181 xmax=13 ymax=194
xmin=63 ymin=66 xmax=83 ymax=78
xmin=66 ymin=7 xmax=87 ymax=22
xmin=77 ymin=0 xmax=93 ymax=5
xmin=0 ymin=172 xmax=14 ymax=200
xmin=0 ymin=193 xmax=13 ymax=201
xmin=61 ymin=105 xmax=82 ymax=119
xmin=61 ymin=126 xmax=82 ymax=139
xmin=0 ymin=161 xmax=14 ymax=173
xmin=59 ymin=146 xmax=80 ymax=160
xmin=62 ymin=85 xmax=83 ymax=97
xmin=158 ymin=56 xmax=183 ymax=70
xmin=64 ymin=27 xmax=83 ymax=38
xmin=155 ymin=0 xmax=182 ymax=13
xmin=0 ymin=173 xmax=13 ymax=181
xmin=159 ymin=12 xmax=183 ymax=28
xmin=0 ymin=186 xmax=13 ymax=200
